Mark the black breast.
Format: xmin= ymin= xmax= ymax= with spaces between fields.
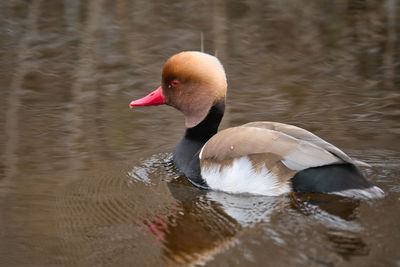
xmin=173 ymin=101 xmax=225 ymax=188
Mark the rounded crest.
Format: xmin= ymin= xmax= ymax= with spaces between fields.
xmin=161 ymin=51 xmax=227 ymax=128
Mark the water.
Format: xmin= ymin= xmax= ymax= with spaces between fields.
xmin=1 ymin=0 xmax=399 ymax=266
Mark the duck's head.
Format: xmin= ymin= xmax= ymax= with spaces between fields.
xmin=130 ymin=51 xmax=227 ymax=128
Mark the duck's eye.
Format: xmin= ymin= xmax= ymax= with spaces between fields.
xmin=171 ymin=80 xmax=179 ymax=87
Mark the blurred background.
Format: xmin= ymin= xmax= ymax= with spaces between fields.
xmin=0 ymin=0 xmax=399 ymax=266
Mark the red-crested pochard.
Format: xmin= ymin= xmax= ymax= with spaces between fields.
xmin=130 ymin=51 xmax=384 ymax=199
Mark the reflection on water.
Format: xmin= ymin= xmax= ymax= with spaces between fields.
xmin=326 ymin=231 xmax=369 ymax=260
xmin=0 ymin=0 xmax=399 ymax=266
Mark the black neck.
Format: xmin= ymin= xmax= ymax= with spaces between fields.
xmin=173 ymin=100 xmax=225 ymax=188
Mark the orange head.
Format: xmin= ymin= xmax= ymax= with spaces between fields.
xmin=130 ymin=51 xmax=227 ymax=128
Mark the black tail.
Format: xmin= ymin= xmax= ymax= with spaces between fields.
xmin=291 ymin=164 xmax=373 ymax=194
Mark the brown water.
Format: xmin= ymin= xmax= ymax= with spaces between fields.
xmin=1 ymin=0 xmax=400 ymax=266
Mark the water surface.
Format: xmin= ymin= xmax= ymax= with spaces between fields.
xmin=1 ymin=0 xmax=399 ymax=266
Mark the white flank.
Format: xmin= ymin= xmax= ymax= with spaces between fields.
xmin=201 ymin=156 xmax=291 ymax=196
xmin=330 ymin=186 xmax=385 ymax=199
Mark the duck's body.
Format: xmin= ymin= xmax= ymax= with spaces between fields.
xmin=130 ymin=51 xmax=384 ymax=199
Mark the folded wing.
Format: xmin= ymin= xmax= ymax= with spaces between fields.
xmin=240 ymin=122 xmax=369 ymax=167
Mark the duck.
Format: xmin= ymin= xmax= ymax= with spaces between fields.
xmin=130 ymin=51 xmax=384 ymax=199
